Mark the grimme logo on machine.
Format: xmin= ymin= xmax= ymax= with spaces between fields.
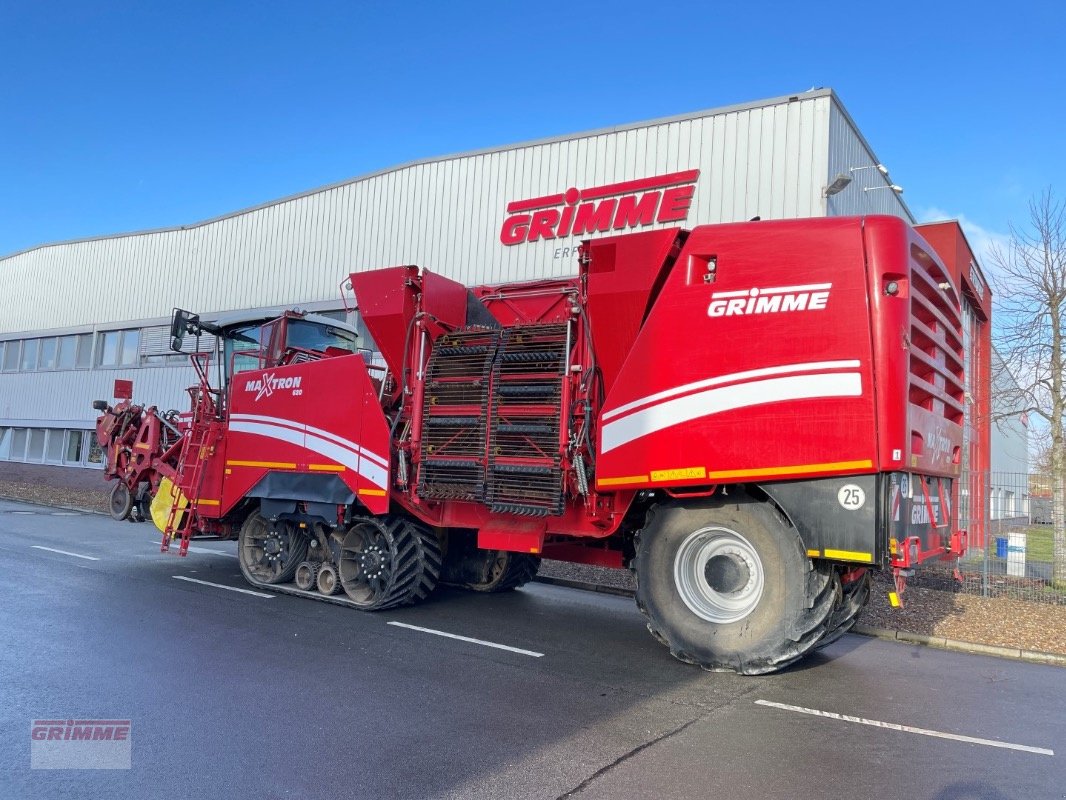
xmin=500 ymin=169 xmax=700 ymax=246
xmin=245 ymin=372 xmax=303 ymax=401
xmin=707 ymin=283 xmax=832 ymax=317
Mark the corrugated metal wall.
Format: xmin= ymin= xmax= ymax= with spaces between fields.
xmin=0 ymin=365 xmax=197 ymax=425
xmin=825 ymin=101 xmax=914 ymax=219
xmin=0 ymin=91 xmax=874 ymax=335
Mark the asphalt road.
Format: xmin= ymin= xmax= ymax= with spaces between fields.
xmin=1 ymin=498 xmax=1063 ymax=800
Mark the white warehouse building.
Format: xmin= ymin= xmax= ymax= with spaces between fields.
xmin=0 ymin=89 xmax=920 ymax=468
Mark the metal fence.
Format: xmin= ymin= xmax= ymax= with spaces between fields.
xmin=911 ymin=471 xmax=1066 ymax=604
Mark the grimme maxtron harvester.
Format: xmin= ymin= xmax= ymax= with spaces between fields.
xmin=95 ymin=215 xmax=968 ymax=674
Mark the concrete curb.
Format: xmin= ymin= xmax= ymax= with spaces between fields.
xmin=0 ymin=493 xmax=107 ymax=517
xmin=533 ymin=576 xmax=1066 ymax=668
xmin=851 ymin=624 xmax=1066 ymax=667
xmin=534 ymin=575 xmax=636 ymax=598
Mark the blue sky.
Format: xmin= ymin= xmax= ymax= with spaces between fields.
xmin=2 ymin=0 xmax=1062 ymax=268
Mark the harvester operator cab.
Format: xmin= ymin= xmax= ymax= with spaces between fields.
xmin=170 ymin=307 xmax=365 ymax=400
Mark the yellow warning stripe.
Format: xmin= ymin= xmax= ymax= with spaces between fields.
xmin=358 ymin=488 xmax=387 ymax=497
xmin=309 ymin=464 xmax=345 ymax=472
xmin=600 ymin=460 xmax=873 ymax=488
xmin=888 ymin=591 xmax=901 ymax=608
xmin=194 ymin=499 xmax=220 ymax=506
xmin=226 ymin=460 xmax=297 ymax=469
xmin=597 ymin=474 xmax=648 ymax=486
xmin=707 ymin=460 xmax=874 ymax=480
xmin=807 ymin=549 xmax=821 ymax=558
xmin=134 ymin=443 xmax=151 ymax=450
xmin=823 ymin=548 xmax=874 ymax=563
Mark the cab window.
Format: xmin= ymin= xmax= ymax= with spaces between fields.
xmin=224 ymin=325 xmax=262 ymax=375
xmin=287 ymin=320 xmax=360 ymax=354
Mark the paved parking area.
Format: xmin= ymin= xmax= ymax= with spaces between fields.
xmin=1 ymin=498 xmax=1063 ymax=799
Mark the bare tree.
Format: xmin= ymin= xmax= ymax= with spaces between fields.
xmin=989 ymin=189 xmax=1066 ymax=586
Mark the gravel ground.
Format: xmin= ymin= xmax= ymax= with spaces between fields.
xmin=861 ymin=573 xmax=1066 ymax=655
xmin=0 ymin=462 xmax=110 ymax=513
xmin=4 ymin=463 xmax=1064 ymax=657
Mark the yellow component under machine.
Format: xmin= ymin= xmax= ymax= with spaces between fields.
xmin=150 ymin=477 xmax=188 ymax=533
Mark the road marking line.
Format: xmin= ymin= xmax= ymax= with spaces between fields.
xmin=30 ymin=545 xmax=99 ymax=561
xmin=172 ymin=576 xmax=274 ymax=598
xmin=149 ymin=541 xmax=238 ymax=558
xmin=754 ymin=700 xmax=1054 ymax=756
xmin=387 ymin=621 xmax=544 ymax=657
xmin=186 ymin=546 xmax=238 ymax=558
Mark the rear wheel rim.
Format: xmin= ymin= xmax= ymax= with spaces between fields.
xmin=673 ymin=526 xmax=765 ymax=624
xmin=109 ymin=483 xmax=132 ymax=519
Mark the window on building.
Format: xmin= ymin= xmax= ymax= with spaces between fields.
xmin=97 ymin=329 xmax=140 ymax=367
xmin=27 ymin=428 xmax=46 ymax=461
xmin=120 ymin=329 xmax=140 ymax=365
xmin=65 ymin=430 xmax=85 ymax=464
xmin=0 ymin=427 xmax=98 ymax=467
xmin=75 ymin=333 xmax=93 ymax=368
xmin=38 ymin=337 xmax=57 ymax=370
xmin=87 ymin=436 xmax=103 ymax=464
xmin=57 ymin=335 xmax=77 ymax=369
xmin=10 ymin=428 xmax=27 ymax=460
xmin=45 ymin=429 xmax=64 ymax=462
xmin=98 ymin=331 xmax=120 ymax=366
xmin=2 ymin=341 xmax=17 ymax=371
xmin=21 ymin=338 xmax=39 ymax=371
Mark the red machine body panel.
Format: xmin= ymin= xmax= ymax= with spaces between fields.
xmin=582 ymin=228 xmax=685 ymax=395
xmin=223 ymin=355 xmax=392 ymax=515
xmin=864 ymin=218 xmax=965 ymax=480
xmin=595 ymin=217 xmax=880 ymax=489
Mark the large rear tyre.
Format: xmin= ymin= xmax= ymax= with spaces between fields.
xmin=109 ymin=482 xmax=133 ymax=521
xmin=238 ymin=512 xmax=309 ymax=585
xmin=634 ymin=496 xmax=836 ymax=675
xmin=464 ymin=551 xmax=541 ymax=592
xmin=337 ymin=516 xmax=441 ymax=610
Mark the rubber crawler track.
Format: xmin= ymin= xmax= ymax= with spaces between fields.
xmin=240 ymin=515 xmax=441 ymax=611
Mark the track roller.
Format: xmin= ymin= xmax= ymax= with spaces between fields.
xmin=294 ymin=561 xmax=319 ymax=591
xmin=316 ymin=563 xmax=340 ymax=595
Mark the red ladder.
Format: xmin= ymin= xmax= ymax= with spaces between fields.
xmin=161 ymin=385 xmax=220 ymax=557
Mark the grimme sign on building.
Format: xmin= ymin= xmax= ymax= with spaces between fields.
xmin=498 ymin=170 xmax=700 ymax=246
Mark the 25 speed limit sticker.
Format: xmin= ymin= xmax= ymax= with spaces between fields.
xmin=837 ymin=484 xmax=866 ymax=511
